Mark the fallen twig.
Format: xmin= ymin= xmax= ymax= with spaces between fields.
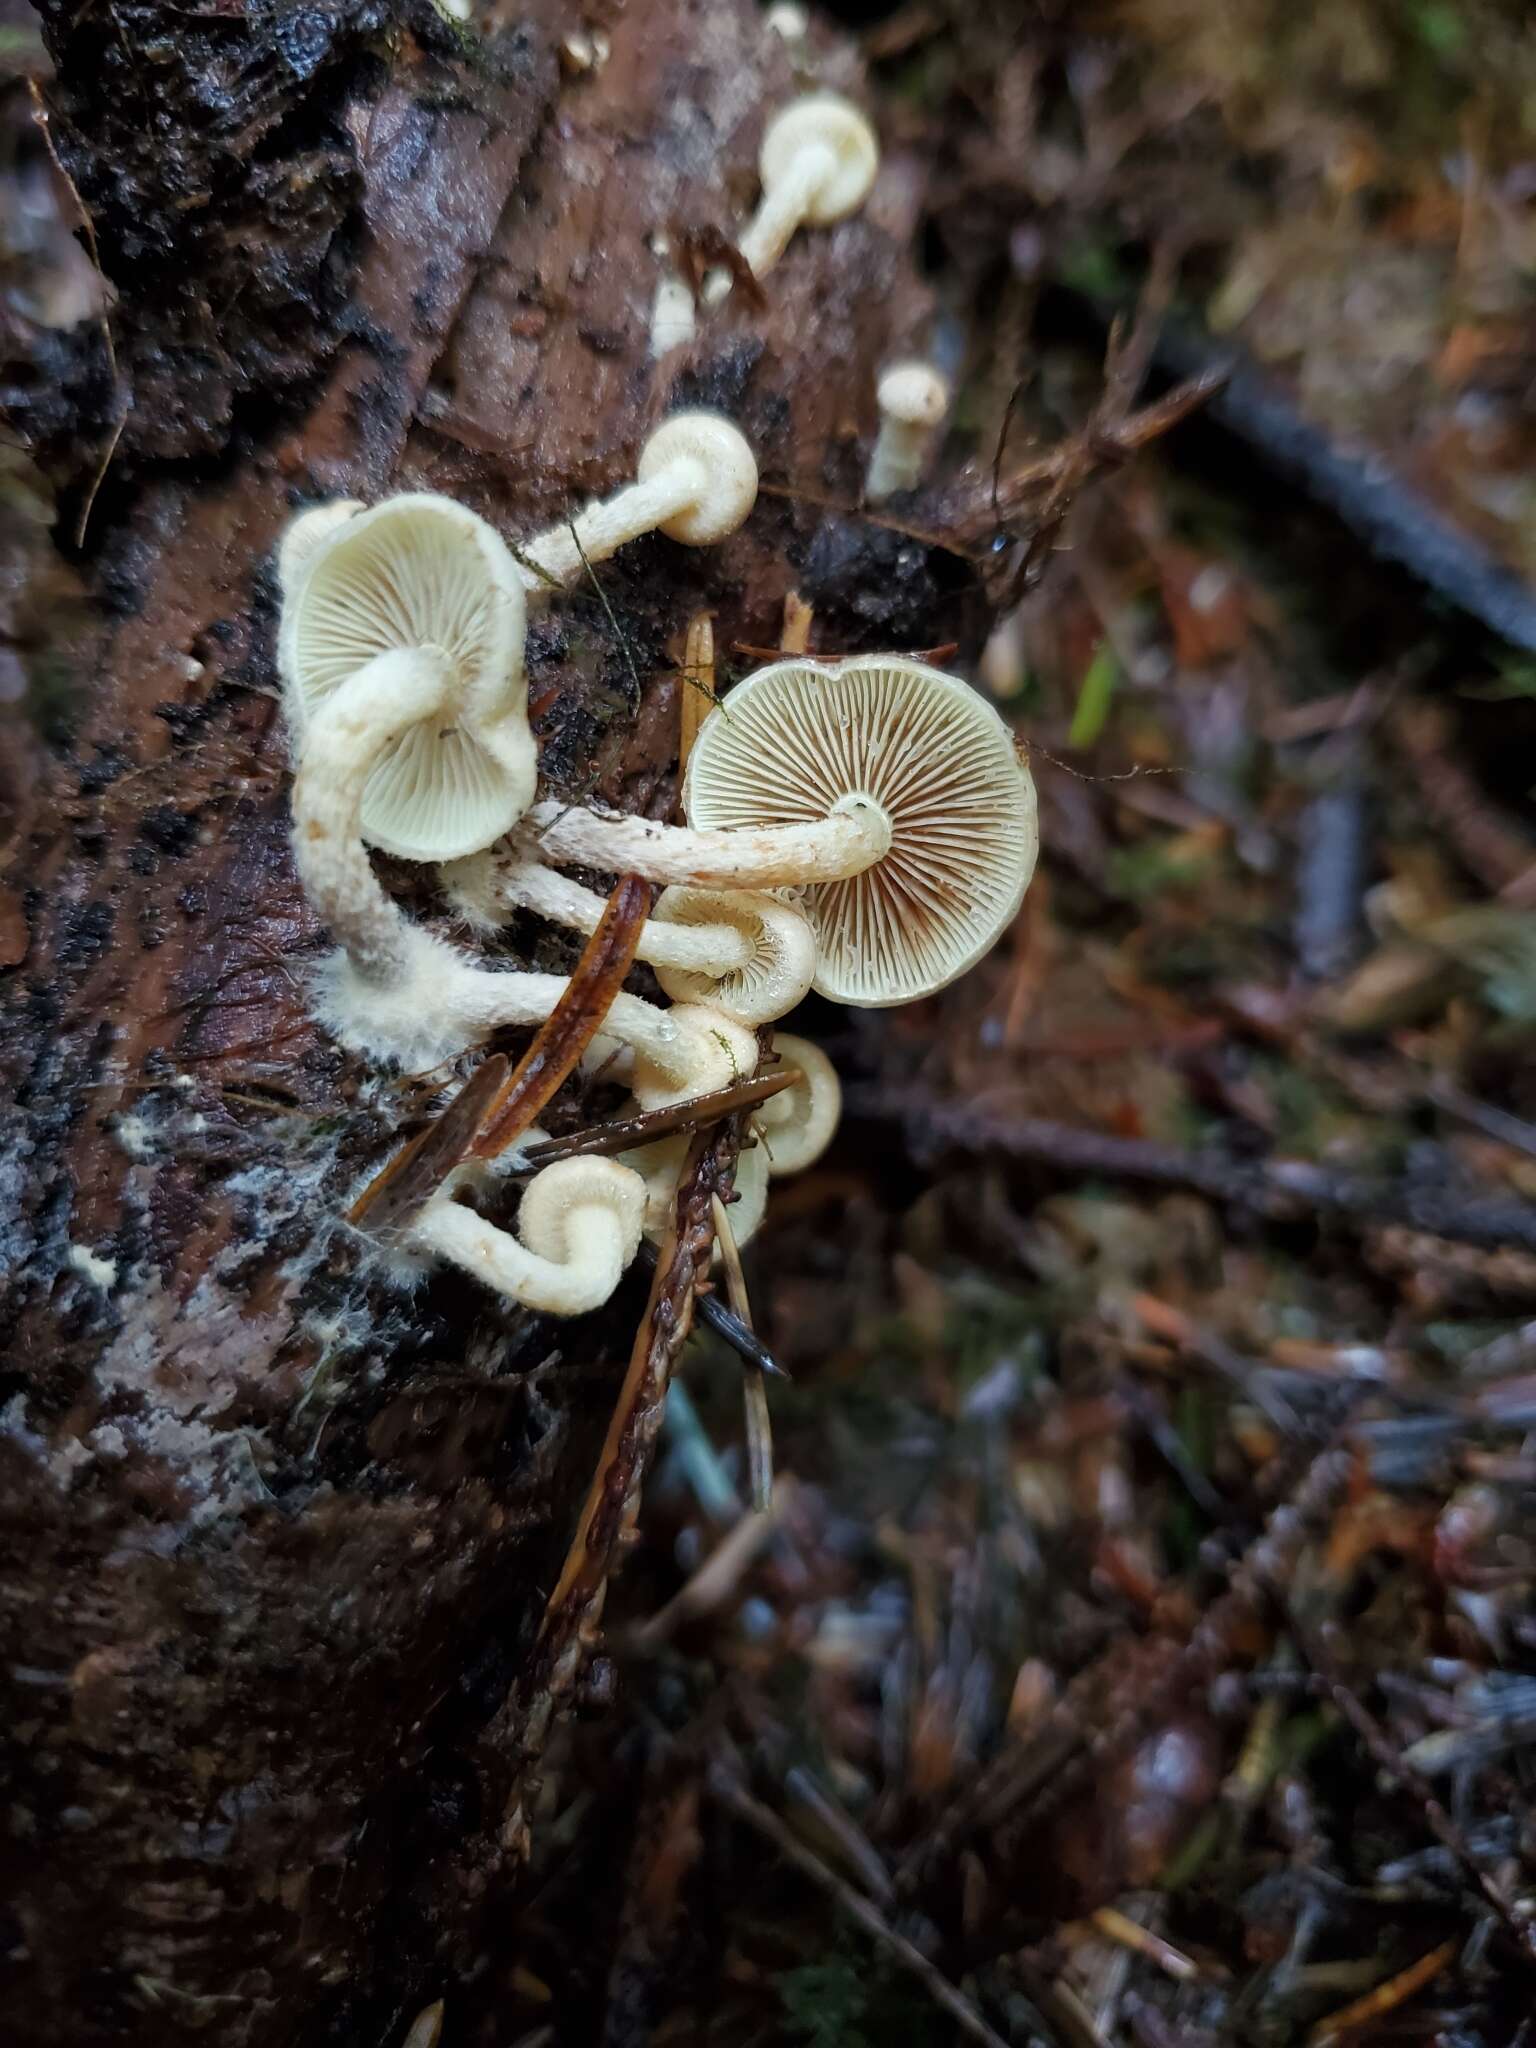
xmin=873 ymin=1092 xmax=1536 ymax=1256
xmin=520 ymin=1069 xmax=797 ymax=1168
xmin=473 ymin=873 xmax=651 ymax=1158
xmin=495 ymin=1120 xmax=743 ymax=1853
xmin=635 ymin=1238 xmax=789 ymax=1381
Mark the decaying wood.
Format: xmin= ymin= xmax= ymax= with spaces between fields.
xmin=0 ymin=0 xmax=958 ymax=2039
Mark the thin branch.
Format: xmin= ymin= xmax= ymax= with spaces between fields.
xmin=707 ymin=1761 xmax=1012 ymax=2048
xmin=472 ymin=872 xmax=650 ymax=1159
xmin=873 ymin=1091 xmax=1536 ymax=1256
xmin=1292 ymin=1625 xmax=1536 ymax=1967
xmin=520 ymin=1068 xmax=796 ymax=1167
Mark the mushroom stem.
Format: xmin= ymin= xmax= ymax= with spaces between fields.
xmin=516 ymin=415 xmax=758 ymax=588
xmin=866 ymin=364 xmax=950 ymax=503
xmin=738 ymin=141 xmax=838 ymax=279
xmin=409 ymin=1157 xmax=644 ymax=1316
xmin=292 ymin=645 xmax=455 ymax=986
xmin=447 ymin=858 xmax=753 ymax=975
xmin=519 ymin=464 xmax=703 ymax=586
xmin=293 ymin=671 xmax=739 ymax=1078
xmin=521 ymin=795 xmax=892 ymax=890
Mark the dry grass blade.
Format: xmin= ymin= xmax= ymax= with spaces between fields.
xmin=711 ymin=1191 xmax=773 ymax=1511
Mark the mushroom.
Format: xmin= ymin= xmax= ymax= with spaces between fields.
xmin=288 ymin=655 xmax=770 ymax=1084
xmin=521 ymin=655 xmax=1038 ymax=1005
xmin=704 ymin=94 xmax=878 ymax=302
xmin=756 ymin=1032 xmax=840 ymax=1175
xmin=516 ymin=414 xmax=757 ymax=588
xmin=866 ymin=363 xmax=950 ymax=502
xmin=620 ymin=1130 xmax=770 ymax=1247
xmin=445 ymin=857 xmax=817 ymax=1025
xmin=277 ymin=499 xmax=363 ymax=590
xmin=279 ymin=493 xmax=533 ymax=863
xmin=409 ymin=1156 xmax=645 ymax=1316
xmin=686 ymin=656 xmax=1037 ymax=1005
xmin=627 ymin=1001 xmax=759 ymax=1110
xmin=649 ymin=270 xmax=697 ymax=357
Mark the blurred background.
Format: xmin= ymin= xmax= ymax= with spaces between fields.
xmin=7 ymin=2 xmax=1536 ymax=2043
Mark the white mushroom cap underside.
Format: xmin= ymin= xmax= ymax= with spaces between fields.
xmin=280 ymin=495 xmax=529 ymax=862
xmin=683 ymin=655 xmax=1038 ymax=1006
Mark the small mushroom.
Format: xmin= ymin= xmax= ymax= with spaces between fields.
xmin=756 ymin=1032 xmax=840 ymax=1175
xmin=517 ymin=413 xmax=757 ymax=588
xmin=522 ymin=655 xmax=1038 ymax=1006
xmin=866 ymin=363 xmax=950 ymax=503
xmin=446 ymin=858 xmax=816 ymax=1025
xmin=627 ymin=1001 xmax=759 ymax=1110
xmin=704 ymin=94 xmax=878 ymax=302
xmin=410 ymin=1156 xmax=646 ymax=1316
xmin=685 ymin=656 xmax=1037 ymax=1005
xmin=620 ymin=1130 xmax=770 ymax=1248
xmin=280 ymin=493 xmax=532 ymax=862
xmin=763 ymin=1 xmax=809 ymax=38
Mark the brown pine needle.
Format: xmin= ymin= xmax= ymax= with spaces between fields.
xmin=520 ymin=1068 xmax=797 ymax=1167
xmin=677 ymin=611 xmax=716 ymax=788
xmin=1307 ymin=1940 xmax=1456 ymax=2046
xmin=347 ymin=1055 xmax=510 ymax=1233
xmin=1087 ymin=1907 xmax=1201 ymax=1983
xmin=473 ymin=872 xmax=650 ymax=1159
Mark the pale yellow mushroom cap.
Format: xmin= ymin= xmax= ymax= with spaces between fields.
xmin=683 ymin=655 xmax=1038 ymax=1006
xmin=759 ymin=94 xmax=878 ymax=225
xmin=636 ymin=414 xmax=759 ymax=546
xmin=516 ymin=1156 xmax=645 ymax=1271
xmin=278 ymin=499 xmax=364 ymax=590
xmin=877 ymin=362 xmax=949 ymax=429
xmin=757 ymin=1033 xmax=840 ymax=1175
xmin=278 ymin=494 xmax=531 ymax=863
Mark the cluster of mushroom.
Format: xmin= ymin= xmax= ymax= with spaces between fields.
xmin=274 ymin=98 xmax=1029 ymax=1323
xmin=277 ymin=408 xmax=1037 ymax=1318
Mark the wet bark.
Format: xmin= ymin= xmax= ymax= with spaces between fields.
xmin=0 ymin=3 xmax=967 ymax=2041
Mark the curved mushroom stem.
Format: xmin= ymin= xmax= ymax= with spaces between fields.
xmin=518 ymin=459 xmax=709 ymax=588
xmin=739 ymin=141 xmax=837 ymax=278
xmin=291 ymin=645 xmax=455 ymax=986
xmin=409 ymin=1159 xmax=643 ymax=1316
xmin=444 ymin=857 xmax=754 ymax=975
xmin=521 ymin=794 xmax=892 ymax=890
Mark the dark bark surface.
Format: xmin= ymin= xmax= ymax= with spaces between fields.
xmin=0 ymin=4 xmax=962 ymax=2040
